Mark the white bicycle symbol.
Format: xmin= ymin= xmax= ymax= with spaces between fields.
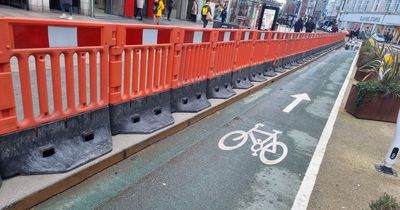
xmin=218 ymin=123 xmax=288 ymax=165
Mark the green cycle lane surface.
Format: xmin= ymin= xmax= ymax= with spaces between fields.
xmin=36 ymin=49 xmax=356 ymax=210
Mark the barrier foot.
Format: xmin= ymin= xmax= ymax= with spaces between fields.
xmin=262 ymin=62 xmax=276 ymax=77
xmin=110 ymin=91 xmax=174 ymax=135
xmin=0 ymin=108 xmax=112 ymax=179
xmin=207 ymin=73 xmax=236 ymax=99
xmin=232 ymin=68 xmax=254 ymax=89
xmin=249 ymin=65 xmax=267 ymax=82
xmin=171 ymin=81 xmax=211 ymax=113
xmin=283 ymin=62 xmax=292 ymax=69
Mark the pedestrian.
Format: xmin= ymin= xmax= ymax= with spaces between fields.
xmin=304 ymin=18 xmax=315 ymax=33
xmin=153 ymin=0 xmax=165 ymax=25
xmin=353 ymin=28 xmax=360 ymax=39
xmin=389 ymin=33 xmax=393 ymax=43
xmin=221 ymin=5 xmax=227 ymax=23
xmin=201 ymin=1 xmax=212 ymax=28
xmin=166 ymin=0 xmax=174 ymax=21
xmin=135 ymin=0 xmax=145 ymax=21
xmin=331 ymin=24 xmax=338 ymax=33
xmin=348 ymin=29 xmax=354 ymax=41
xmin=59 ymin=0 xmax=73 ymax=20
xmin=293 ymin=18 xmax=303 ymax=32
xmin=191 ymin=0 xmax=198 ymax=22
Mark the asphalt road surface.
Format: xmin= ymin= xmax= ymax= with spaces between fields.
xmin=36 ymin=49 xmax=356 ymax=210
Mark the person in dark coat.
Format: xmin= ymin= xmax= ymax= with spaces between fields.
xmin=167 ymin=0 xmax=174 ymax=21
xmin=304 ymin=18 xmax=316 ymax=33
xmin=331 ymin=24 xmax=338 ymax=33
xmin=59 ymin=0 xmax=73 ymax=20
xmin=294 ymin=18 xmax=304 ymax=32
xmin=353 ymin=28 xmax=360 ymax=39
xmin=221 ymin=5 xmax=227 ymax=23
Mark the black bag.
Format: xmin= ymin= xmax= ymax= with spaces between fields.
xmin=153 ymin=1 xmax=158 ymax=14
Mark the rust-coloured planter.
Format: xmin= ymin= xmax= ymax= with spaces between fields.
xmin=354 ymin=69 xmax=368 ymax=81
xmin=354 ymin=68 xmax=375 ymax=81
xmin=345 ymin=85 xmax=400 ymax=123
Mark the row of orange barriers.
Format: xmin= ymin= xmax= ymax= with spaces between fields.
xmin=0 ymin=17 xmax=345 ymax=181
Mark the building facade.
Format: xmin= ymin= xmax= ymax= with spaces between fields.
xmin=1 ymin=0 xmax=136 ymax=17
xmin=338 ymin=0 xmax=400 ymax=43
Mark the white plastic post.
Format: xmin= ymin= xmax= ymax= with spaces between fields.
xmin=384 ymin=108 xmax=400 ymax=168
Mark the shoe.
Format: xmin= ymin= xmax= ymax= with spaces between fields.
xmin=139 ymin=18 xmax=143 ymax=21
xmin=67 ymin=16 xmax=72 ymax=20
xmin=59 ymin=13 xmax=67 ymax=19
xmin=167 ymin=19 xmax=171 ymax=21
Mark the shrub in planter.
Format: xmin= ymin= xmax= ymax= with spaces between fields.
xmin=355 ymin=39 xmax=381 ymax=81
xmin=357 ymin=39 xmax=377 ymax=68
xmin=345 ymin=82 xmax=400 ymax=122
xmin=346 ymin=40 xmax=400 ymax=122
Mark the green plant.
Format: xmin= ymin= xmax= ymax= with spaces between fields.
xmin=357 ymin=39 xmax=377 ymax=68
xmin=369 ymin=193 xmax=400 ymax=210
xmin=355 ymin=81 xmax=400 ymax=107
xmin=354 ymin=38 xmax=400 ymax=107
xmin=360 ymin=39 xmax=400 ymax=84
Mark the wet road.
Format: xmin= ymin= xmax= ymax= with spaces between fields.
xmin=36 ymin=49 xmax=356 ymax=210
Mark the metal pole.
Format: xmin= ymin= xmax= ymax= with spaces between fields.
xmin=91 ymin=0 xmax=95 ymax=17
xmin=376 ymin=108 xmax=400 ymax=176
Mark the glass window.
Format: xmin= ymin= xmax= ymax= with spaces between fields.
xmin=386 ymin=0 xmax=392 ymax=11
xmin=396 ymin=0 xmax=400 ymax=11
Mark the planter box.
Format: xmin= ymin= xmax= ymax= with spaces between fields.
xmin=345 ymin=85 xmax=400 ymax=123
xmin=354 ymin=70 xmax=369 ymax=81
xmin=354 ymin=68 xmax=376 ymax=81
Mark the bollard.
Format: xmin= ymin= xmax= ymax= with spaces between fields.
xmin=376 ymin=109 xmax=400 ymax=176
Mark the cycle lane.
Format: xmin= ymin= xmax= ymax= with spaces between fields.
xmin=36 ymin=49 xmax=356 ymax=210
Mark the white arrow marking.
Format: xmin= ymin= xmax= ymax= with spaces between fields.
xmin=283 ymin=93 xmax=311 ymax=113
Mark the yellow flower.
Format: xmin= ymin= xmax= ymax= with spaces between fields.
xmin=384 ymin=53 xmax=393 ymax=64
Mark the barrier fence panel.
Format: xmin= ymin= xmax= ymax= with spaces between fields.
xmin=170 ymin=28 xmax=213 ymax=112
xmin=248 ymin=31 xmax=268 ymax=82
xmin=263 ymin=32 xmax=278 ymax=77
xmin=206 ymin=29 xmax=237 ymax=99
xmin=292 ymin=33 xmax=303 ymax=65
xmin=0 ymin=18 xmax=115 ymax=180
xmin=274 ymin=32 xmax=287 ymax=73
xmin=231 ymin=30 xmax=255 ymax=89
xmin=283 ymin=32 xmax=296 ymax=68
xmin=109 ymin=25 xmax=177 ymax=134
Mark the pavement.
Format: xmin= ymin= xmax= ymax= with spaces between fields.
xmin=0 ymin=5 xmax=204 ymax=27
xmin=307 ymin=63 xmax=399 ymax=209
xmin=34 ymin=48 xmax=357 ymax=210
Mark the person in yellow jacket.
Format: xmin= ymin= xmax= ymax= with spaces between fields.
xmin=153 ymin=0 xmax=165 ymax=25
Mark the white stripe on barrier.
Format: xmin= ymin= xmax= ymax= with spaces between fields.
xmin=193 ymin=31 xmax=203 ymax=44
xmin=224 ymin=32 xmax=231 ymax=42
xmin=244 ymin=31 xmax=250 ymax=40
xmin=48 ymin=26 xmax=77 ymax=48
xmin=143 ymin=29 xmax=158 ymax=45
xmin=260 ymin=32 xmax=266 ymax=40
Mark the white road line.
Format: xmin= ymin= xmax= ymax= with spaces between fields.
xmin=291 ymin=50 xmax=359 ymax=210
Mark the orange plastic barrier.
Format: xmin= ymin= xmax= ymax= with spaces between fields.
xmin=174 ymin=28 xmax=215 ymax=88
xmin=234 ymin=30 xmax=256 ymax=71
xmin=210 ymin=29 xmax=238 ymax=78
xmin=0 ymin=18 xmax=115 ymax=134
xmin=0 ymin=17 xmax=346 ymax=183
xmin=253 ymin=31 xmax=269 ymax=65
xmin=266 ymin=32 xmax=279 ymax=62
xmin=109 ymin=25 xmax=179 ymax=104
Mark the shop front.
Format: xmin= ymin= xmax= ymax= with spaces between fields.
xmin=0 ymin=0 xmax=29 ymax=10
xmin=227 ymin=0 xmax=263 ymax=28
xmin=339 ymin=13 xmax=400 ymax=44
